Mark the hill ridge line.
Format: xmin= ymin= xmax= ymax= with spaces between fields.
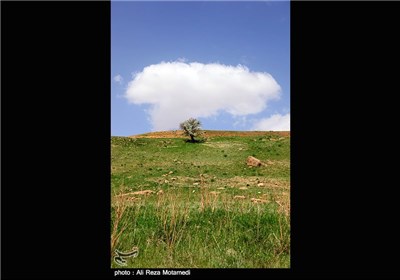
xmin=129 ymin=130 xmax=290 ymax=139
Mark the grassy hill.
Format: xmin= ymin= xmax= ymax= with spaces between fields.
xmin=111 ymin=131 xmax=290 ymax=268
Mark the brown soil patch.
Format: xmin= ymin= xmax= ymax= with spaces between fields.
xmin=130 ymin=130 xmax=290 ymax=139
xmin=115 ymin=190 xmax=155 ymax=196
xmin=209 ymin=191 xmax=221 ymax=195
xmin=223 ymin=176 xmax=290 ymax=190
xmin=251 ymin=198 xmax=269 ymax=204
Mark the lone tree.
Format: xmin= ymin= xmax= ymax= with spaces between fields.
xmin=179 ymin=118 xmax=203 ymax=142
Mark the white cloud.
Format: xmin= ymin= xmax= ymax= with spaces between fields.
xmin=113 ymin=74 xmax=123 ymax=84
xmin=125 ymin=61 xmax=281 ymax=131
xmin=252 ymin=113 xmax=290 ymax=131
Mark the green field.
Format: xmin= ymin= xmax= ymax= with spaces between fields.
xmin=111 ymin=131 xmax=290 ymax=268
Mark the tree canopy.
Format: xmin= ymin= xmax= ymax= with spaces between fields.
xmin=179 ymin=118 xmax=203 ymax=142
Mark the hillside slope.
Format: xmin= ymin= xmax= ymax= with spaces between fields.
xmin=111 ymin=131 xmax=290 ymax=268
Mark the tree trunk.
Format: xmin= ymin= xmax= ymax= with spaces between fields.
xmin=190 ymin=134 xmax=195 ymax=142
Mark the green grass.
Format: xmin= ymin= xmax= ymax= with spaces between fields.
xmin=111 ymin=132 xmax=290 ymax=268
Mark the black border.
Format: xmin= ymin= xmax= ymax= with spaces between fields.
xmin=2 ymin=0 xmax=400 ymax=279
xmin=291 ymin=0 xmax=400 ymax=278
xmin=1 ymin=1 xmax=111 ymax=279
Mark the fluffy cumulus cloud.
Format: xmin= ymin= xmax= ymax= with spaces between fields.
xmin=125 ymin=61 xmax=281 ymax=131
xmin=252 ymin=113 xmax=290 ymax=131
xmin=113 ymin=74 xmax=123 ymax=84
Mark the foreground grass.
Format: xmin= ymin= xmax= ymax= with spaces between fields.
xmin=111 ymin=133 xmax=290 ymax=268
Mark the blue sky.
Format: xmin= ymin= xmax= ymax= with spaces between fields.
xmin=112 ymin=1 xmax=290 ymax=136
